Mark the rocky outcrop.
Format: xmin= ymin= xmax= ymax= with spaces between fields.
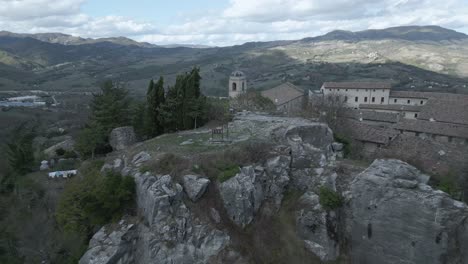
xmin=347 ymin=159 xmax=468 ymax=264
xmin=109 ymin=126 xmax=137 ymax=151
xmin=296 ymin=191 xmax=340 ymax=261
xmin=134 ymin=173 xmax=230 ymax=264
xmin=182 ymin=175 xmax=210 ymax=202
xmin=79 ymin=220 xmax=137 ymax=264
xmin=219 ymin=166 xmax=262 ymax=228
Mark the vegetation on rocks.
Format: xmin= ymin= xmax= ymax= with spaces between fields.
xmin=318 ymin=186 xmax=343 ymax=210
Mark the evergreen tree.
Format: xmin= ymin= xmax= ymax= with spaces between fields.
xmin=6 ymin=124 xmax=35 ymax=175
xmin=146 ymin=77 xmax=166 ymax=137
xmin=90 ymin=80 xmax=131 ymax=134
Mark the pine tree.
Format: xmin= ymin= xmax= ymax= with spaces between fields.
xmin=146 ymin=77 xmax=165 ymax=137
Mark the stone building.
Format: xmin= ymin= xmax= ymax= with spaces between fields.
xmin=320 ymin=82 xmax=391 ymax=108
xmin=229 ymin=71 xmax=247 ymax=98
xmin=261 ymin=82 xmax=305 ymax=113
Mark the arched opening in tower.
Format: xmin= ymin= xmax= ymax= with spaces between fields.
xmin=232 ymin=82 xmax=237 ymax=91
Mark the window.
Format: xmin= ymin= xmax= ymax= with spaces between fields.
xmin=337 ymin=89 xmax=340 ymax=91
xmin=373 ymin=89 xmax=376 ymax=92
xmin=394 ymin=99 xmax=397 ymax=103
xmin=345 ymin=89 xmax=348 ymax=92
xmin=420 ymin=100 xmax=424 ymax=105
xmin=355 ymin=97 xmax=358 ymax=102
xmin=232 ymin=82 xmax=237 ymax=91
xmin=414 ymin=113 xmax=418 ymax=118
xmin=344 ymin=96 xmax=348 ymax=102
xmin=381 ymin=97 xmax=385 ymax=103
xmin=365 ymin=89 xmax=368 ymax=92
xmin=242 ymin=82 xmax=245 ymax=91
xmin=364 ymin=97 xmax=368 ymax=102
xmin=407 ymin=100 xmax=411 ymax=104
xmin=371 ymin=97 xmax=375 ymax=103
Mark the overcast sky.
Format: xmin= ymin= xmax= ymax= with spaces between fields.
xmin=1 ymin=0 xmax=467 ymax=46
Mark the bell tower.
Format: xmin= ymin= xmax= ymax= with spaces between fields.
xmin=229 ymin=71 xmax=247 ymax=98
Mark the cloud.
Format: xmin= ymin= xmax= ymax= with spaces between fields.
xmin=0 ymin=0 xmax=467 ymax=46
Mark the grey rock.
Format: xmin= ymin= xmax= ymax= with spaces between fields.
xmin=218 ymin=166 xmax=263 ymax=228
xmin=180 ymin=139 xmax=194 ymax=145
xmin=79 ymin=220 xmax=137 ymax=264
xmin=134 ymin=173 xmax=230 ymax=264
xmin=40 ymin=160 xmax=49 ymax=171
xmin=296 ymin=191 xmax=340 ymax=261
xmin=210 ymin=208 xmax=221 ymax=224
xmin=347 ymin=159 xmax=468 ymax=264
xmin=101 ymin=158 xmax=124 ymax=172
xmin=261 ymin=154 xmax=291 ymax=209
xmin=109 ymin=126 xmax=136 ymax=151
xmin=331 ymin=142 xmax=344 ymax=152
xmin=131 ymin=151 xmax=151 ymax=167
xmin=182 ymin=175 xmax=210 ymax=202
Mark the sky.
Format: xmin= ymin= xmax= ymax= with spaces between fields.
xmin=0 ymin=0 xmax=468 ymax=46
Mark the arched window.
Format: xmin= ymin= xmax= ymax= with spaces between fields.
xmin=242 ymin=82 xmax=245 ymax=91
xmin=232 ymin=82 xmax=237 ymax=91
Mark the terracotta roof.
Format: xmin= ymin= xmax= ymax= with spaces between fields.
xmin=359 ymin=104 xmax=422 ymax=112
xmin=389 ymin=91 xmax=429 ymax=99
xmin=342 ymin=119 xmax=398 ymax=144
xmin=418 ymin=98 xmax=468 ymax=126
xmin=261 ymin=82 xmax=305 ymax=106
xmin=390 ymin=91 xmax=468 ymax=100
xmin=322 ymin=82 xmax=391 ymax=89
xmin=394 ymin=119 xmax=468 ymax=139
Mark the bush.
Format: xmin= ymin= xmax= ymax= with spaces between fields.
xmin=55 ymin=148 xmax=66 ymax=156
xmin=334 ymin=134 xmax=351 ymax=157
xmin=218 ymin=163 xmax=240 ymax=182
xmin=319 ymin=186 xmax=343 ymax=210
xmin=56 ymin=167 xmax=135 ymax=235
xmin=436 ymin=174 xmax=461 ymax=200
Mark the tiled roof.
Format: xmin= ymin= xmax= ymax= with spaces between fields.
xmin=418 ymin=98 xmax=468 ymax=126
xmin=359 ymin=104 xmax=422 ymax=112
xmin=394 ymin=119 xmax=468 ymax=139
xmin=261 ymin=82 xmax=305 ymax=106
xmin=322 ymin=82 xmax=391 ymax=89
xmin=342 ymin=119 xmax=398 ymax=144
xmin=390 ymin=91 xmax=468 ymax=100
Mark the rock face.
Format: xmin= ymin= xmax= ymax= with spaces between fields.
xmin=79 ymin=220 xmax=137 ymax=264
xmin=296 ymin=191 xmax=340 ymax=261
xmin=109 ymin=126 xmax=137 ymax=151
xmin=182 ymin=175 xmax=210 ymax=202
xmin=347 ymin=159 xmax=468 ymax=264
xmin=219 ymin=166 xmax=262 ymax=228
xmin=134 ymin=173 xmax=230 ymax=264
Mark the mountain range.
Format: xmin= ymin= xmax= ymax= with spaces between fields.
xmin=0 ymin=25 xmax=467 ymax=96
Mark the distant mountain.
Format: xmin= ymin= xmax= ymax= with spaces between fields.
xmin=302 ymin=25 xmax=468 ymax=42
xmin=0 ymin=25 xmax=467 ymax=96
xmin=160 ymin=44 xmax=214 ymax=49
xmin=0 ymin=31 xmax=157 ymax=48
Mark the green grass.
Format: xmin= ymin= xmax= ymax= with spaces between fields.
xmin=319 ymin=186 xmax=343 ymax=210
xmin=218 ymin=164 xmax=240 ymax=182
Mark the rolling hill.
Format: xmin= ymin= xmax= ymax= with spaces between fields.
xmin=0 ymin=26 xmax=467 ymax=96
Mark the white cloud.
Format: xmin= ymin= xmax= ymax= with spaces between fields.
xmin=0 ymin=0 xmax=467 ymax=46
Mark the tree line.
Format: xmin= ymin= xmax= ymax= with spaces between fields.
xmin=76 ymin=67 xmax=209 ymax=158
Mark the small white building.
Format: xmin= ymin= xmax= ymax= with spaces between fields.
xmin=229 ymin=71 xmax=247 ymax=98
xmin=320 ymin=82 xmax=391 ymax=108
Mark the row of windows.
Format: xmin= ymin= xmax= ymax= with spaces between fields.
xmin=344 ymin=96 xmax=385 ymax=103
xmin=327 ymin=88 xmax=385 ymax=92
xmin=393 ymin=98 xmax=425 ymax=105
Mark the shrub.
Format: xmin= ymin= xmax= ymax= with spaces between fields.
xmin=334 ymin=134 xmax=351 ymax=157
xmin=319 ymin=186 xmax=343 ymax=210
xmin=436 ymin=173 xmax=461 ymax=200
xmin=55 ymin=148 xmax=66 ymax=156
xmin=218 ymin=164 xmax=240 ymax=182
xmin=56 ymin=168 xmax=135 ymax=235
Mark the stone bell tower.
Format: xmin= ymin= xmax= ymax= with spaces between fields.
xmin=229 ymin=71 xmax=247 ymax=98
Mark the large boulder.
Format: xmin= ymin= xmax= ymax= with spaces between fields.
xmin=109 ymin=126 xmax=137 ymax=151
xmin=182 ymin=175 xmax=210 ymax=202
xmin=347 ymin=159 xmax=468 ymax=264
xmin=79 ymin=219 xmax=137 ymax=264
